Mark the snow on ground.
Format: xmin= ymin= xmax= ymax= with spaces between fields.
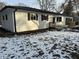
xmin=0 ymin=31 xmax=79 ymax=59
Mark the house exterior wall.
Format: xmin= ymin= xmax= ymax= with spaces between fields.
xmin=0 ymin=7 xmax=74 ymax=32
xmin=15 ymin=10 xmax=49 ymax=32
xmin=55 ymin=16 xmax=65 ymax=26
xmin=64 ymin=16 xmax=74 ymax=28
xmin=49 ymin=15 xmax=73 ymax=28
xmin=49 ymin=15 xmax=66 ymax=26
xmin=0 ymin=8 xmax=15 ymax=32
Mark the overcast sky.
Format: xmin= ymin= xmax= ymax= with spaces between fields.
xmin=0 ymin=0 xmax=64 ymax=8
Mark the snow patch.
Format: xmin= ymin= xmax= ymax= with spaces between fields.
xmin=0 ymin=31 xmax=79 ymax=59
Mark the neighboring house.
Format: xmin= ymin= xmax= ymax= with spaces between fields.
xmin=0 ymin=6 xmax=73 ymax=32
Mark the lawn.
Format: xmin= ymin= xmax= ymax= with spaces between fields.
xmin=0 ymin=31 xmax=79 ymax=59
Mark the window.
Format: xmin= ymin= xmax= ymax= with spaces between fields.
xmin=57 ymin=17 xmax=62 ymax=22
xmin=5 ymin=14 xmax=8 ymax=20
xmin=66 ymin=18 xmax=72 ymax=21
xmin=28 ymin=13 xmax=38 ymax=20
xmin=75 ymin=22 xmax=79 ymax=25
xmin=3 ymin=16 xmax=5 ymax=20
xmin=66 ymin=18 xmax=72 ymax=25
xmin=41 ymin=14 xmax=48 ymax=21
xmin=53 ymin=17 xmax=55 ymax=23
xmin=28 ymin=13 xmax=30 ymax=20
xmin=2 ymin=15 xmax=8 ymax=21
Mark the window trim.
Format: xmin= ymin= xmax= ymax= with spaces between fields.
xmin=57 ymin=17 xmax=62 ymax=22
xmin=41 ymin=14 xmax=48 ymax=21
xmin=28 ymin=13 xmax=38 ymax=20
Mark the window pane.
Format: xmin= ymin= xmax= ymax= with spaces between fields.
xmin=28 ymin=13 xmax=30 ymax=20
xmin=53 ymin=17 xmax=55 ymax=23
xmin=57 ymin=17 xmax=61 ymax=22
xmin=30 ymin=13 xmax=38 ymax=20
xmin=66 ymin=18 xmax=72 ymax=25
xmin=36 ymin=14 xmax=38 ymax=20
xmin=3 ymin=16 xmax=4 ymax=20
xmin=41 ymin=15 xmax=44 ymax=21
xmin=31 ymin=14 xmax=34 ymax=20
xmin=5 ymin=14 xmax=8 ymax=20
xmin=41 ymin=14 xmax=48 ymax=21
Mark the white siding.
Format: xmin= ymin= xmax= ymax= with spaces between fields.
xmin=1 ymin=8 xmax=15 ymax=32
xmin=15 ymin=11 xmax=49 ymax=32
xmin=49 ymin=15 xmax=71 ymax=27
xmin=48 ymin=15 xmax=53 ymax=22
xmin=0 ymin=8 xmax=73 ymax=32
xmin=54 ymin=16 xmax=66 ymax=26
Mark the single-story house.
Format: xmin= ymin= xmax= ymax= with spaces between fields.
xmin=0 ymin=6 xmax=73 ymax=32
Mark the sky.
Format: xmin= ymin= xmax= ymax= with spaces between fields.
xmin=0 ymin=0 xmax=64 ymax=9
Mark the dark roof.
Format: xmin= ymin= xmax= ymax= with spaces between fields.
xmin=0 ymin=5 xmax=73 ymax=17
xmin=0 ymin=5 xmax=62 ymax=15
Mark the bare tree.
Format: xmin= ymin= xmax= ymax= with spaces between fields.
xmin=37 ymin=0 xmax=56 ymax=11
xmin=72 ymin=0 xmax=79 ymax=16
xmin=63 ymin=0 xmax=73 ymax=16
xmin=57 ymin=0 xmax=68 ymax=13
xmin=59 ymin=0 xmax=79 ymax=15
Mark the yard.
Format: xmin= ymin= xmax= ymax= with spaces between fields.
xmin=0 ymin=31 xmax=79 ymax=59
